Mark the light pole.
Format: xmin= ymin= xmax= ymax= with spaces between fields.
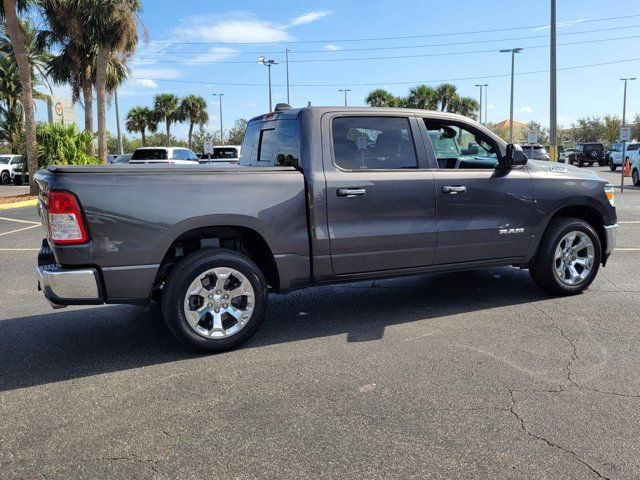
xmin=474 ymin=84 xmax=483 ymax=124
xmin=258 ymin=56 xmax=279 ymax=111
xmin=212 ymin=93 xmax=224 ymax=145
xmin=549 ymin=0 xmax=558 ymax=161
xmin=483 ymin=84 xmax=489 ymax=124
xmin=338 ymin=89 xmax=351 ymax=107
xmin=500 ymin=48 xmax=523 ymax=143
xmin=620 ymin=77 xmax=636 ymax=192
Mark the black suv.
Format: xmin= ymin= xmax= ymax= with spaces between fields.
xmin=570 ymin=143 xmax=605 ymax=167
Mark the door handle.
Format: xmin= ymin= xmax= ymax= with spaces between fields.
xmin=337 ymin=188 xmax=366 ymax=197
xmin=442 ymin=185 xmax=467 ymax=194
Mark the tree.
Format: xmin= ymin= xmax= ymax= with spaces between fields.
xmin=82 ymin=0 xmax=141 ymax=163
xmin=405 ymin=85 xmax=437 ymax=110
xmin=125 ymin=106 xmax=156 ymax=146
xmin=227 ymin=118 xmax=248 ymax=145
xmin=434 ymin=83 xmax=458 ymax=111
xmin=154 ymin=93 xmax=182 ymax=147
xmin=570 ymin=117 xmax=604 ymax=143
xmin=601 ymin=115 xmax=621 ymax=146
xmin=1 ymin=0 xmax=39 ymax=194
xmin=632 ymin=113 xmax=640 ymax=142
xmin=180 ymin=94 xmax=208 ymax=149
xmin=365 ymin=89 xmax=403 ymax=107
xmin=525 ymin=121 xmax=549 ymax=145
xmin=449 ymin=96 xmax=479 ymax=120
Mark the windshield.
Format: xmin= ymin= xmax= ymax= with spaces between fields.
xmin=0 ymin=156 xmax=11 ymax=164
xmin=131 ymin=149 xmax=168 ymax=160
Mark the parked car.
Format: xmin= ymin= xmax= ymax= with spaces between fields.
xmin=129 ymin=147 xmax=199 ymax=165
xmin=198 ymin=146 xmax=241 ymax=164
xmin=112 ymin=153 xmax=132 ymax=164
xmin=34 ymin=106 xmax=618 ymax=352
xmin=609 ymin=142 xmax=640 ymax=171
xmin=520 ymin=143 xmax=550 ymax=161
xmin=570 ymin=143 xmax=605 ymax=167
xmin=631 ymin=155 xmax=640 ymax=186
xmin=0 ymin=154 xmax=21 ymax=184
xmin=560 ymin=148 xmax=575 ymax=164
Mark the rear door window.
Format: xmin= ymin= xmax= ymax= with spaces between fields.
xmin=240 ymin=119 xmax=300 ymax=167
xmin=331 ymin=116 xmax=418 ymax=170
xmin=131 ymin=149 xmax=168 ymax=160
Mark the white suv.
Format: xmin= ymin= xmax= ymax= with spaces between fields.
xmin=0 ymin=154 xmax=21 ymax=184
xmin=609 ymin=142 xmax=640 ymax=171
xmin=129 ymin=147 xmax=200 ymax=165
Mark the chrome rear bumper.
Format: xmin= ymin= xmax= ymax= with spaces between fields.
xmin=37 ymin=264 xmax=101 ymax=309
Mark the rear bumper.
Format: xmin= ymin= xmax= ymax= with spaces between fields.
xmin=37 ymin=264 xmax=102 ymax=308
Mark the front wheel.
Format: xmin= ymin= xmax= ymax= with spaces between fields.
xmin=530 ymin=217 xmax=601 ymax=296
xmin=610 ymin=163 xmax=617 ymax=171
xmin=161 ymin=248 xmax=268 ymax=352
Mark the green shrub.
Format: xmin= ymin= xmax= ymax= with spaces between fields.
xmin=35 ymin=122 xmax=101 ymax=167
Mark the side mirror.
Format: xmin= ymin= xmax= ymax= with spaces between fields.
xmin=502 ymin=143 xmax=527 ymax=168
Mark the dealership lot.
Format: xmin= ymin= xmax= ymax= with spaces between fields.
xmin=1 ymin=167 xmax=639 ymax=479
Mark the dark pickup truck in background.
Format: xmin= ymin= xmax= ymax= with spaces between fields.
xmin=35 ymin=106 xmax=618 ymax=352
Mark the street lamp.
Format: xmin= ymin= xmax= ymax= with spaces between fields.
xmin=620 ymin=77 xmax=636 ymax=192
xmin=483 ymin=84 xmax=489 ymax=124
xmin=258 ymin=56 xmax=279 ymax=111
xmin=550 ymin=0 xmax=558 ymax=161
xmin=500 ymin=48 xmax=523 ymax=143
xmin=212 ymin=93 xmax=224 ymax=145
xmin=338 ymin=89 xmax=351 ymax=107
xmin=474 ymin=84 xmax=484 ymax=124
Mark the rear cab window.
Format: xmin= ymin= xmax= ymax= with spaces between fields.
xmin=131 ymin=149 xmax=168 ymax=160
xmin=239 ymin=117 xmax=300 ymax=168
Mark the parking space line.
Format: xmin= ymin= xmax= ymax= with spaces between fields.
xmin=0 ymin=248 xmax=39 ymax=251
xmin=0 ymin=224 xmax=40 ymax=236
xmin=616 ymin=248 xmax=640 ymax=251
xmin=619 ymin=221 xmax=640 ymax=224
xmin=0 ymin=216 xmax=40 ymax=225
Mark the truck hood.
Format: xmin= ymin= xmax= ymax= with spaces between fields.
xmin=526 ymin=159 xmax=607 ymax=183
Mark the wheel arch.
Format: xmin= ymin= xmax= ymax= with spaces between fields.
xmin=154 ymin=224 xmax=281 ymax=296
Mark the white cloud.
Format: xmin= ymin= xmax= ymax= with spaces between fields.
xmin=290 ymin=10 xmax=332 ymax=26
xmin=487 ymin=103 xmax=495 ymax=110
xmin=172 ymin=12 xmax=292 ymax=43
xmin=185 ymin=47 xmax=239 ymax=64
xmin=324 ymin=44 xmax=341 ymax=51
xmin=129 ymin=78 xmax=158 ymax=89
xmin=130 ymin=67 xmax=183 ymax=80
xmin=517 ymin=106 xmax=533 ymax=114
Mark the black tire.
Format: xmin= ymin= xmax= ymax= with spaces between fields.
xmin=588 ymin=162 xmax=594 ymax=167
xmin=161 ymin=248 xmax=268 ymax=352
xmin=598 ymin=159 xmax=606 ymax=167
xmin=0 ymin=171 xmax=9 ymax=184
xmin=633 ymin=168 xmax=640 ymax=186
xmin=588 ymin=149 xmax=599 ymax=160
xmin=13 ymin=174 xmax=23 ymax=185
xmin=530 ymin=217 xmax=601 ymax=296
xmin=578 ymin=159 xmax=583 ymax=168
xmin=610 ymin=163 xmax=617 ymax=171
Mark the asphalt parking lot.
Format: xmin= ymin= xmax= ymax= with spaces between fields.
xmin=0 ymin=166 xmax=639 ymax=479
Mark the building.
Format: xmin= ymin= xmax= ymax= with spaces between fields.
xmin=492 ymin=119 xmax=528 ymax=142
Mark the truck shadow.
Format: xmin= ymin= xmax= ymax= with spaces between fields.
xmin=0 ymin=267 xmax=548 ymax=391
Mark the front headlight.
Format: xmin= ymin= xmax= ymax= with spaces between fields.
xmin=604 ymin=184 xmax=615 ymax=207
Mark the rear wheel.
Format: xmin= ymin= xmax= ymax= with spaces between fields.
xmin=610 ymin=163 xmax=617 ymax=171
xmin=161 ymin=248 xmax=267 ymax=352
xmin=633 ymin=168 xmax=640 ymax=186
xmin=530 ymin=217 xmax=601 ymax=295
xmin=0 ymin=171 xmax=9 ymax=184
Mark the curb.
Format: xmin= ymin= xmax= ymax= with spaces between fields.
xmin=0 ymin=199 xmax=38 ymax=211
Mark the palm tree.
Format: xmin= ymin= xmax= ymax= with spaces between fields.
xmin=180 ymin=95 xmax=208 ymax=149
xmin=406 ymin=85 xmax=437 ymax=110
xmin=39 ymin=0 xmax=95 ymax=132
xmin=365 ymin=89 xmax=403 ymax=108
xmin=126 ymin=106 xmax=157 ymax=146
xmin=82 ymin=0 xmax=141 ymax=162
xmin=1 ymin=0 xmax=39 ymax=194
xmin=449 ymin=96 xmax=479 ymax=120
xmin=434 ymin=83 xmax=458 ymax=112
xmin=154 ymin=93 xmax=182 ymax=146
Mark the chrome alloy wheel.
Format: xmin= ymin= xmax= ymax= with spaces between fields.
xmin=553 ymin=231 xmax=595 ymax=286
xmin=183 ymin=267 xmax=255 ymax=338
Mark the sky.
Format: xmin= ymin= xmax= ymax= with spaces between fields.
xmin=36 ymin=0 xmax=640 ymax=141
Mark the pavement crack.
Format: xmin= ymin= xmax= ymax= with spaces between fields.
xmin=508 ymin=389 xmax=611 ymax=480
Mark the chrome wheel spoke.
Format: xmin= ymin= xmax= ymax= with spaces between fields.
xmin=183 ymin=266 xmax=255 ymax=339
xmin=553 ymin=230 xmax=596 ymax=287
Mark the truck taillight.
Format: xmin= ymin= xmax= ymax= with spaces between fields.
xmin=48 ymin=191 xmax=89 ymax=245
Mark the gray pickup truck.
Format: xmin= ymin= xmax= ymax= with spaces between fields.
xmin=35 ymin=106 xmax=618 ymax=352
